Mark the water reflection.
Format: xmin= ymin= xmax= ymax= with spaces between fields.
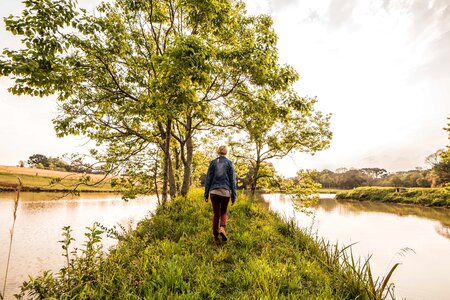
xmin=0 ymin=192 xmax=157 ymax=299
xmin=262 ymin=194 xmax=450 ymax=300
xmin=330 ymin=199 xmax=450 ymax=241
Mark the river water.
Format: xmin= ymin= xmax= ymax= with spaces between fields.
xmin=0 ymin=192 xmax=158 ymax=299
xmin=1 ymin=192 xmax=449 ymax=299
xmin=262 ymin=194 xmax=450 ymax=300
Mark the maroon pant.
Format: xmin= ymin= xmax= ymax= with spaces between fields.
xmin=210 ymin=193 xmax=230 ymax=239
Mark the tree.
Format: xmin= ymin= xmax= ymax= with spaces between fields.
xmin=335 ymin=167 xmax=348 ymax=174
xmin=429 ymin=117 xmax=450 ymax=187
xmin=360 ymin=168 xmax=387 ymax=179
xmin=234 ymin=158 xmax=280 ymax=192
xmin=231 ymin=90 xmax=332 ymax=196
xmin=337 ymin=169 xmax=368 ymax=189
xmin=27 ymin=154 xmax=49 ymax=169
xmin=425 ymin=149 xmax=444 ymax=167
xmin=431 ymin=149 xmax=450 ymax=187
xmin=389 ymin=175 xmax=402 ymax=187
xmin=360 ymin=168 xmax=387 ymax=186
xmin=316 ymin=169 xmax=335 ymax=189
xmin=1 ymin=0 xmax=298 ymax=203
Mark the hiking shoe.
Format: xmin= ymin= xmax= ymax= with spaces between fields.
xmin=219 ymin=227 xmax=228 ymax=242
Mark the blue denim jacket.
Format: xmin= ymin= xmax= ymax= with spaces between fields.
xmin=204 ymin=156 xmax=237 ymax=202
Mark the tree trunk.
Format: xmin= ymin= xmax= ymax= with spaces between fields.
xmin=154 ymin=153 xmax=160 ymax=206
xmin=161 ymin=120 xmax=172 ymax=206
xmin=250 ymin=146 xmax=262 ymax=198
xmin=168 ymin=152 xmax=177 ymax=199
xmin=250 ymin=160 xmax=260 ymax=198
xmin=181 ymin=133 xmax=193 ymax=196
xmin=173 ymin=146 xmax=181 ymax=194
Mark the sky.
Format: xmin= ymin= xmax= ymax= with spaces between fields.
xmin=1 ymin=0 xmax=449 ymax=177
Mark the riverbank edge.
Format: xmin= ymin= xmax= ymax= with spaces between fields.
xmin=336 ymin=187 xmax=450 ymax=207
xmin=17 ymin=189 xmax=390 ymax=299
xmin=0 ymin=186 xmax=117 ymax=193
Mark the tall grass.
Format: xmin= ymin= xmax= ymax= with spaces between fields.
xmin=311 ymin=238 xmax=399 ymax=299
xmin=15 ymin=189 xmax=398 ymax=299
xmin=1 ymin=177 xmax=22 ymax=300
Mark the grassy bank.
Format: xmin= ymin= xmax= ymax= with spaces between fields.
xmin=336 ymin=187 xmax=450 ymax=207
xmin=16 ymin=189 xmax=395 ymax=299
xmin=318 ymin=188 xmax=349 ymax=194
xmin=0 ymin=171 xmax=115 ymax=192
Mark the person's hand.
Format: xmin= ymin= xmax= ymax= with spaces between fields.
xmin=231 ymin=199 xmax=236 ymax=205
xmin=204 ymin=197 xmax=208 ymax=202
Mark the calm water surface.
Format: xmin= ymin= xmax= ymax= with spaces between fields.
xmin=262 ymin=194 xmax=450 ymax=300
xmin=0 ymin=192 xmax=157 ymax=299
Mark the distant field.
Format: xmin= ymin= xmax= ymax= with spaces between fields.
xmin=0 ymin=165 xmax=110 ymax=181
xmin=0 ymin=166 xmax=116 ymax=192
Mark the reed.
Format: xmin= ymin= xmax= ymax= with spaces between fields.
xmin=1 ymin=177 xmax=22 ymax=300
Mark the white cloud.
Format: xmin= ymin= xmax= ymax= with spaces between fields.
xmin=256 ymin=0 xmax=450 ymax=174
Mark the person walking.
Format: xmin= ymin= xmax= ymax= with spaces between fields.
xmin=204 ymin=145 xmax=237 ymax=243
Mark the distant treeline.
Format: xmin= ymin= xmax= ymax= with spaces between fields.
xmin=18 ymin=154 xmax=104 ymax=174
xmin=311 ymin=167 xmax=433 ymax=189
xmin=312 ymin=145 xmax=450 ymax=190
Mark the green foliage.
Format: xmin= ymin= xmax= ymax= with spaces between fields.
xmin=17 ymin=225 xmax=105 ymax=299
xmin=428 ymin=116 xmax=450 ymax=187
xmin=191 ymin=150 xmax=211 ymax=187
xmin=25 ymin=153 xmax=105 ymax=174
xmin=17 ymin=190 xmax=396 ymax=299
xmin=283 ymin=170 xmax=321 ymax=213
xmin=336 ymin=187 xmax=450 ymax=207
xmin=231 ymin=92 xmax=332 ymax=195
xmin=233 ymin=160 xmax=281 ymax=191
xmin=431 ymin=148 xmax=450 ymax=187
xmin=0 ymin=0 xmax=332 ymax=200
xmin=27 ymin=154 xmax=50 ymax=168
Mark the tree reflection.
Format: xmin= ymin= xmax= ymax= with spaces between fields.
xmin=435 ymin=224 xmax=450 ymax=240
xmin=261 ymin=194 xmax=450 ymax=241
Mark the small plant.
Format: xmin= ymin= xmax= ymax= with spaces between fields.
xmin=93 ymin=221 xmax=128 ymax=241
xmin=59 ymin=226 xmax=74 ymax=290
xmin=17 ymin=224 xmax=105 ymax=299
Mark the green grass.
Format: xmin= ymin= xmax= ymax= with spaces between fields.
xmin=336 ymin=187 xmax=450 ymax=207
xmin=16 ymin=189 xmax=396 ymax=299
xmin=0 ymin=172 xmax=115 ymax=192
